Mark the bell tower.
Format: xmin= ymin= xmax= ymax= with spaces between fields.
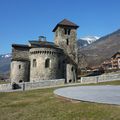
xmin=53 ymin=19 xmax=79 ymax=63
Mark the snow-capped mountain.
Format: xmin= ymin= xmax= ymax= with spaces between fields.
xmin=0 ymin=53 xmax=11 ymax=58
xmin=0 ymin=53 xmax=11 ymax=75
xmin=79 ymin=29 xmax=120 ymax=67
xmin=80 ymin=36 xmax=100 ymax=44
xmin=77 ymin=36 xmax=100 ymax=48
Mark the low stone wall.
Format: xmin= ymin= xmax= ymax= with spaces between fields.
xmin=81 ymin=74 xmax=120 ymax=84
xmin=0 ymin=83 xmax=12 ymax=91
xmin=0 ymin=79 xmax=65 ymax=91
xmin=23 ymin=79 xmax=65 ymax=90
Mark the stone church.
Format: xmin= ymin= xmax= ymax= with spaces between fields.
xmin=10 ymin=19 xmax=79 ymax=83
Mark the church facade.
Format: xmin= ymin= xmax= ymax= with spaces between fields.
xmin=10 ymin=19 xmax=79 ymax=83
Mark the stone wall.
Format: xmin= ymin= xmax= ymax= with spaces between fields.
xmin=0 ymin=79 xmax=65 ymax=91
xmin=24 ymin=79 xmax=65 ymax=90
xmin=30 ymin=47 xmax=65 ymax=82
xmin=66 ymin=64 xmax=76 ymax=83
xmin=0 ymin=83 xmax=12 ymax=91
xmin=11 ymin=60 xmax=30 ymax=83
xmin=81 ymin=74 xmax=120 ymax=84
xmin=12 ymin=47 xmax=29 ymax=60
xmin=54 ymin=26 xmax=77 ymax=62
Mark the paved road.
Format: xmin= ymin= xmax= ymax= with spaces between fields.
xmin=54 ymin=85 xmax=120 ymax=105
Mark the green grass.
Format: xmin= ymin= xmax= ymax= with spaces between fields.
xmin=0 ymin=81 xmax=120 ymax=120
xmin=86 ymin=80 xmax=120 ymax=86
xmin=97 ymin=80 xmax=120 ymax=85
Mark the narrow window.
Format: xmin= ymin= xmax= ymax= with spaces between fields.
xmin=66 ymin=39 xmax=69 ymax=45
xmin=45 ymin=58 xmax=50 ymax=68
xmin=19 ymin=65 xmax=21 ymax=69
xmin=33 ymin=59 xmax=37 ymax=67
xmin=64 ymin=28 xmax=71 ymax=35
xmin=69 ymin=79 xmax=72 ymax=83
xmin=68 ymin=29 xmax=71 ymax=35
xmin=64 ymin=28 xmax=67 ymax=35
xmin=71 ymin=66 xmax=74 ymax=71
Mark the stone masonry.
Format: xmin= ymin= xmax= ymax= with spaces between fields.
xmin=10 ymin=19 xmax=79 ymax=84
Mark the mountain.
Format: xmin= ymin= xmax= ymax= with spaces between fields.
xmin=80 ymin=36 xmax=100 ymax=44
xmin=77 ymin=36 xmax=100 ymax=48
xmin=1 ymin=53 xmax=11 ymax=58
xmin=79 ymin=29 xmax=120 ymax=67
xmin=0 ymin=53 xmax=11 ymax=75
xmin=1 ymin=29 xmax=120 ymax=74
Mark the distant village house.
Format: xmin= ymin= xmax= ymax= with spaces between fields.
xmin=101 ymin=52 xmax=120 ymax=70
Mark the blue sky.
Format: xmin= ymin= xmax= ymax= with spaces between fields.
xmin=0 ymin=0 xmax=120 ymax=54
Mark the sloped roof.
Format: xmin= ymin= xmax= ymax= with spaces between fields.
xmin=53 ymin=19 xmax=79 ymax=32
xmin=111 ymin=52 xmax=120 ymax=58
xmin=12 ymin=44 xmax=30 ymax=48
xmin=29 ymin=40 xmax=63 ymax=50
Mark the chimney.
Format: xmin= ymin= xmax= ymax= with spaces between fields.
xmin=38 ymin=36 xmax=46 ymax=41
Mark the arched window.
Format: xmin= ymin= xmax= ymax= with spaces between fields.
xmin=45 ymin=58 xmax=50 ymax=68
xmin=19 ymin=65 xmax=21 ymax=69
xmin=33 ymin=59 xmax=37 ymax=67
xmin=69 ymin=79 xmax=72 ymax=83
xmin=66 ymin=39 xmax=69 ymax=45
xmin=64 ymin=28 xmax=71 ymax=35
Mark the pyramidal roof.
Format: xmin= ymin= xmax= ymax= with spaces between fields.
xmin=52 ymin=19 xmax=79 ymax=32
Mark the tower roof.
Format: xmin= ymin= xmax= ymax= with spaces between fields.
xmin=52 ymin=19 xmax=79 ymax=32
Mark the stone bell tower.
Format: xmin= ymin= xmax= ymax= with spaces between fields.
xmin=52 ymin=19 xmax=79 ymax=63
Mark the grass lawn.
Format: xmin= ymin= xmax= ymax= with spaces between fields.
xmin=84 ymin=80 xmax=120 ymax=86
xmin=0 ymin=81 xmax=120 ymax=120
